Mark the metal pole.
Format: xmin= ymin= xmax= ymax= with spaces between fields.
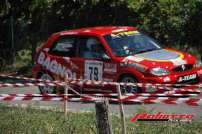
xmin=116 ymin=84 xmax=126 ymax=134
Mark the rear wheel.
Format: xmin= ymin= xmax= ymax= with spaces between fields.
xmin=119 ymin=75 xmax=142 ymax=94
xmin=38 ymin=73 xmax=56 ymax=94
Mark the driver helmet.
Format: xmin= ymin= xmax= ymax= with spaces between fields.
xmin=86 ymin=38 xmax=99 ymax=51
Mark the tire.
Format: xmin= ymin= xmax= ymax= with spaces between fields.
xmin=119 ymin=74 xmax=142 ymax=94
xmin=38 ymin=73 xmax=56 ymax=94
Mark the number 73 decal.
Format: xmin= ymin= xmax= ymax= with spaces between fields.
xmin=84 ymin=60 xmax=103 ymax=81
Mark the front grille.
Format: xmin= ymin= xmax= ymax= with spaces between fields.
xmin=172 ymin=64 xmax=193 ymax=72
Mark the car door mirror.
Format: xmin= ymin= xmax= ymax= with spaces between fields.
xmin=102 ymin=53 xmax=111 ymax=60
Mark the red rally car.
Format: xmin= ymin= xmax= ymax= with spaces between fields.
xmin=32 ymin=26 xmax=202 ymax=94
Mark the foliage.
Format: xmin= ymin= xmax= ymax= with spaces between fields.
xmin=16 ymin=49 xmax=32 ymax=65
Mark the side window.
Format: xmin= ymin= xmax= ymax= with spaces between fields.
xmin=49 ymin=35 xmax=76 ymax=57
xmin=78 ymin=36 xmax=107 ymax=59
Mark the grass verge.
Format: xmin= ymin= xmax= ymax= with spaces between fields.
xmin=0 ymin=104 xmax=202 ymax=134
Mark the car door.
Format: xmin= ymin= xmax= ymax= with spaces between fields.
xmin=47 ymin=35 xmax=81 ymax=81
xmin=75 ymin=35 xmax=117 ymax=92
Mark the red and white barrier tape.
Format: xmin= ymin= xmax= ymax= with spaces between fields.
xmin=0 ymin=93 xmax=75 ymax=97
xmin=163 ymin=88 xmax=201 ymax=94
xmin=1 ymin=74 xmax=201 ymax=106
xmin=0 ymin=74 xmax=60 ymax=83
xmin=0 ymin=82 xmax=64 ymax=88
xmin=0 ymin=95 xmax=202 ymax=106
xmin=120 ymin=92 xmax=201 ymax=103
xmin=74 ymin=92 xmax=201 ymax=98
xmin=122 ymin=93 xmax=200 ymax=97
xmin=0 ymin=74 xmax=201 ymax=88
xmin=0 ymin=95 xmax=102 ymax=102
xmin=0 ymin=81 xmax=201 ymax=94
xmin=0 ymin=96 xmax=65 ymax=101
xmin=0 ymin=93 xmax=200 ymax=98
xmin=0 ymin=82 xmax=200 ymax=96
xmin=121 ymin=97 xmax=202 ymax=106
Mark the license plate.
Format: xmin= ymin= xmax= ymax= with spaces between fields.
xmin=178 ymin=74 xmax=197 ymax=82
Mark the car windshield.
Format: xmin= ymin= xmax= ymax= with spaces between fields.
xmin=104 ymin=31 xmax=162 ymax=56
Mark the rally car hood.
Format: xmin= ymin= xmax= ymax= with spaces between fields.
xmin=137 ymin=49 xmax=180 ymax=61
xmin=121 ymin=48 xmax=196 ymax=70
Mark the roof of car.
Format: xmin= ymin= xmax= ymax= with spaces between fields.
xmin=58 ymin=26 xmax=136 ymax=36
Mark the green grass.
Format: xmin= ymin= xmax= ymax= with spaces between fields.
xmin=0 ymin=104 xmax=202 ymax=134
xmin=0 ymin=105 xmax=97 ymax=134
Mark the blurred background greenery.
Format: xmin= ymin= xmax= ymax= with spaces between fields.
xmin=0 ymin=0 xmax=202 ymax=72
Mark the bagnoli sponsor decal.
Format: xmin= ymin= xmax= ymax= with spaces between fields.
xmin=37 ymin=52 xmax=76 ymax=79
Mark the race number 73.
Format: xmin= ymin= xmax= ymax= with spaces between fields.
xmin=85 ymin=61 xmax=103 ymax=81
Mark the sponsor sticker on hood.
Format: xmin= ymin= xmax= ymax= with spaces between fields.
xmin=122 ymin=49 xmax=187 ymax=66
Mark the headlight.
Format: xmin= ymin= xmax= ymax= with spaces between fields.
xmin=194 ymin=61 xmax=202 ymax=68
xmin=150 ymin=68 xmax=170 ymax=76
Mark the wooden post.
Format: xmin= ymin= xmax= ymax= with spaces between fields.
xmin=95 ymin=99 xmax=112 ymax=134
xmin=64 ymin=78 xmax=69 ymax=116
xmin=116 ymin=84 xmax=126 ymax=134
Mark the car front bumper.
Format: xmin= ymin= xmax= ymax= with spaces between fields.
xmin=142 ymin=66 xmax=202 ymax=85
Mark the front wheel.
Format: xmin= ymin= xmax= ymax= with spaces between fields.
xmin=119 ymin=75 xmax=142 ymax=94
xmin=38 ymin=73 xmax=56 ymax=94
